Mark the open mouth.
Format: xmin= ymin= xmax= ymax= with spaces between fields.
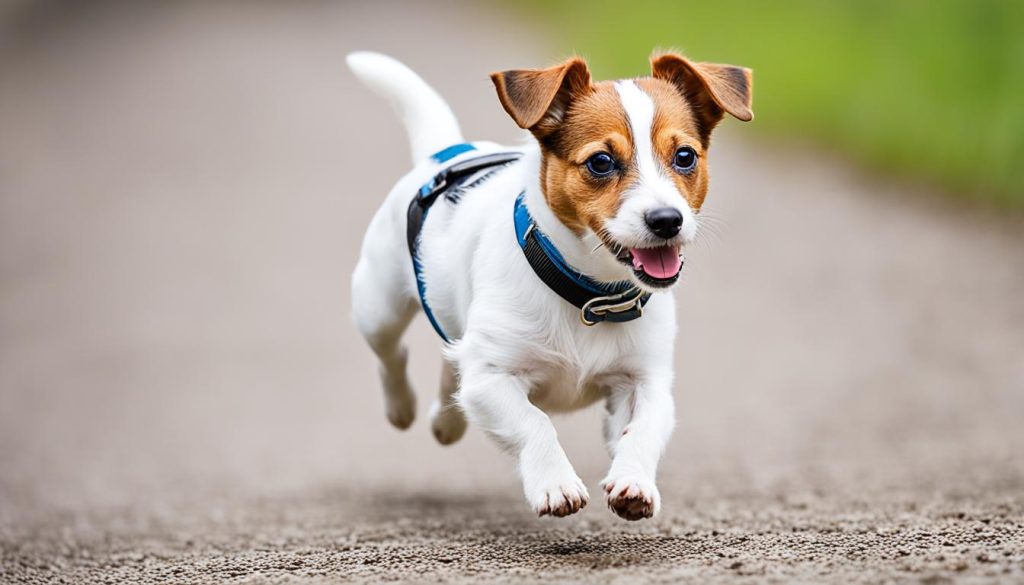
xmin=614 ymin=244 xmax=683 ymax=287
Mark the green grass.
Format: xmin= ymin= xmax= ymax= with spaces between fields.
xmin=523 ymin=0 xmax=1024 ymax=207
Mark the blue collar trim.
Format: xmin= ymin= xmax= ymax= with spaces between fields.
xmin=514 ymin=193 xmax=650 ymax=325
xmin=514 ymin=195 xmax=636 ymax=297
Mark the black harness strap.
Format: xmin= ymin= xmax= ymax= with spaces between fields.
xmin=407 ymin=151 xmax=524 ymax=258
xmin=407 ymin=149 xmax=523 ymax=341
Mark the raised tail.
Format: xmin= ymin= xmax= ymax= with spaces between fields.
xmin=346 ymin=51 xmax=464 ymax=164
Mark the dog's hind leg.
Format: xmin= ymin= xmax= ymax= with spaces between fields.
xmin=352 ymin=245 xmax=419 ymax=430
xmin=430 ymin=359 xmax=467 ymax=445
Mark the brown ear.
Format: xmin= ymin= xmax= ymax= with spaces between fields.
xmin=651 ymin=53 xmax=753 ymax=143
xmin=490 ymin=57 xmax=592 ymax=135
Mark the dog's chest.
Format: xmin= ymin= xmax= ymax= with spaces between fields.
xmin=529 ymin=371 xmax=603 ymax=412
xmin=525 ymin=324 xmax=635 ymax=413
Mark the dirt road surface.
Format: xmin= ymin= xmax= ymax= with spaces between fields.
xmin=1 ymin=2 xmax=1023 ymax=583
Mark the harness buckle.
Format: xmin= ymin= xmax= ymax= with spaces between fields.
xmin=579 ymin=288 xmax=646 ymax=326
xmin=417 ymin=176 xmax=447 ymax=205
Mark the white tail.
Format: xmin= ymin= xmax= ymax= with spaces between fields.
xmin=346 ymin=51 xmax=464 ymax=164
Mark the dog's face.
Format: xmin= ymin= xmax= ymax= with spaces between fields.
xmin=492 ymin=53 xmax=753 ymax=290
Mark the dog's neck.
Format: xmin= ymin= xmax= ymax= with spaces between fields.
xmin=520 ymin=147 xmax=633 ymax=285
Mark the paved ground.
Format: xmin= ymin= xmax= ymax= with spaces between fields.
xmin=1 ymin=2 xmax=1023 ymax=583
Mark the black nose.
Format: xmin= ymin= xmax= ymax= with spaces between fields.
xmin=644 ymin=207 xmax=683 ymax=239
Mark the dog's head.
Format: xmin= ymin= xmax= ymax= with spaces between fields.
xmin=491 ymin=53 xmax=753 ymax=290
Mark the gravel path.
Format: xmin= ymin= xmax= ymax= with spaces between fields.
xmin=1 ymin=2 xmax=1022 ymax=583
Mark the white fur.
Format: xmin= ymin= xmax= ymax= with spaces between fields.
xmin=347 ymin=53 xmax=677 ymax=520
xmin=605 ymin=81 xmax=698 ymax=248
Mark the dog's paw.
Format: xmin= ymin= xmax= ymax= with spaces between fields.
xmin=378 ymin=355 xmax=416 ymax=429
xmin=385 ymin=390 xmax=415 ymax=430
xmin=380 ymin=372 xmax=415 ymax=431
xmin=524 ymin=474 xmax=589 ymax=518
xmin=600 ymin=474 xmax=660 ymax=521
xmin=429 ymin=399 xmax=467 ymax=445
xmin=377 ymin=348 xmax=416 ymax=430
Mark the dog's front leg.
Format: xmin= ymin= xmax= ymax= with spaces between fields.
xmin=601 ymin=372 xmax=675 ymax=520
xmin=457 ymin=364 xmax=588 ymax=518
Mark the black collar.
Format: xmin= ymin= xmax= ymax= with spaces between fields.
xmin=513 ymin=193 xmax=650 ymax=325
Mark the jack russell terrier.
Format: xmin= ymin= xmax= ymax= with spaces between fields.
xmin=346 ymin=51 xmax=753 ymax=520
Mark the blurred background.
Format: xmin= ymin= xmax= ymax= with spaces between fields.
xmin=534 ymin=0 xmax=1024 ymax=207
xmin=1 ymin=1 xmax=1022 ymax=583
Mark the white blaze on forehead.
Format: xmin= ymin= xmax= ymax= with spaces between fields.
xmin=613 ymin=80 xmax=698 ymax=242
xmin=615 ymin=80 xmax=664 ymax=183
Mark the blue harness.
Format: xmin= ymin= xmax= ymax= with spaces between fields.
xmin=407 ymin=144 xmax=650 ymax=342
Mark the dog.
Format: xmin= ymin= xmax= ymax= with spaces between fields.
xmin=346 ymin=51 xmax=752 ymax=520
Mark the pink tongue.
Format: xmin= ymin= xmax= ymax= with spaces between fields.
xmin=630 ymin=245 xmax=682 ymax=279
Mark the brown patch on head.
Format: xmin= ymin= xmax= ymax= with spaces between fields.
xmin=539 ymin=81 xmax=637 ymax=235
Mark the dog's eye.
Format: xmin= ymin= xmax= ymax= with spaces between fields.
xmin=672 ymin=147 xmax=698 ymax=174
xmin=585 ymin=152 xmax=616 ymax=177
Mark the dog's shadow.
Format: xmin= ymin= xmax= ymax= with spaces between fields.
xmin=530 ymin=532 xmax=687 ymax=569
xmin=346 ymin=489 xmax=508 ymax=519
xmin=318 ymin=488 xmax=686 ymax=570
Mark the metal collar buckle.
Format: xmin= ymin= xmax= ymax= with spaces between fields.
xmin=580 ymin=288 xmax=645 ymax=326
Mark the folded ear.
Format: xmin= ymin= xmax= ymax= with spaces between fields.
xmin=651 ymin=52 xmax=753 ymax=144
xmin=490 ymin=57 xmax=592 ymax=136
